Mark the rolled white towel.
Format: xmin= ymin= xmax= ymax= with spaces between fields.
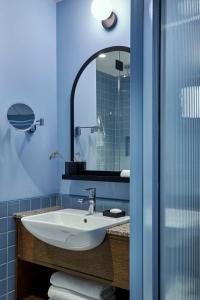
xmin=50 ymin=272 xmax=115 ymax=300
xmin=120 ymin=170 xmax=130 ymax=178
xmin=48 ymin=286 xmax=115 ymax=300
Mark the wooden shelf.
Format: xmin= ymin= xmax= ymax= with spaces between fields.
xmin=17 ymin=220 xmax=129 ymax=291
xmin=62 ymin=170 xmax=130 ymax=183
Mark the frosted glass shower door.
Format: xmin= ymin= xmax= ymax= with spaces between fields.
xmin=160 ymin=0 xmax=200 ymax=299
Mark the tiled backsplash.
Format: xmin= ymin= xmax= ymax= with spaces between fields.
xmin=0 ymin=194 xmax=129 ymax=300
xmin=0 ymin=195 xmax=57 ymax=300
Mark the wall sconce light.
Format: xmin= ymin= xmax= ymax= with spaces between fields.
xmin=91 ymin=0 xmax=117 ymax=30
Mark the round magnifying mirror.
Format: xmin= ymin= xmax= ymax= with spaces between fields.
xmin=7 ymin=103 xmax=35 ymax=131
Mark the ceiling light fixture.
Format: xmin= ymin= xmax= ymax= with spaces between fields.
xmin=98 ymin=53 xmax=107 ymax=58
xmin=91 ymin=0 xmax=117 ymax=30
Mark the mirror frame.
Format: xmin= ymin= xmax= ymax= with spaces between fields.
xmin=70 ymin=46 xmax=130 ymax=181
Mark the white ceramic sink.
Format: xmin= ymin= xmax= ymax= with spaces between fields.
xmin=21 ymin=209 xmax=129 ymax=251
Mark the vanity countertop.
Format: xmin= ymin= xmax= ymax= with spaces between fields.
xmin=14 ymin=207 xmax=130 ymax=238
xmin=107 ymin=223 xmax=130 ymax=238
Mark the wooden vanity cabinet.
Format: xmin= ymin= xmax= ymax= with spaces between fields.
xmin=16 ymin=219 xmax=129 ymax=300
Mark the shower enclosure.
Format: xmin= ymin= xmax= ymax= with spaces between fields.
xmin=160 ymin=0 xmax=200 ymax=299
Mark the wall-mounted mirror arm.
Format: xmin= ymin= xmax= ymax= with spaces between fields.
xmin=27 ymin=118 xmax=44 ymax=134
xmin=75 ymin=125 xmax=100 ymax=137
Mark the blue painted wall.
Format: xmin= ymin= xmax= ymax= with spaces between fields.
xmin=57 ymin=0 xmax=130 ymax=199
xmin=0 ymin=0 xmax=130 ymax=200
xmin=0 ymin=1 xmax=131 ymax=298
xmin=0 ymin=0 xmax=58 ymax=201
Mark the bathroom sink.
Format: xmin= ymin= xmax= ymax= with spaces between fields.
xmin=21 ymin=209 xmax=129 ymax=251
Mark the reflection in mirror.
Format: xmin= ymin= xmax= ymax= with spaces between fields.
xmin=7 ymin=103 xmax=35 ymax=131
xmin=73 ymin=47 xmax=130 ymax=172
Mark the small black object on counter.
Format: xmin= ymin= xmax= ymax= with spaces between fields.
xmin=103 ymin=210 xmax=126 ymax=218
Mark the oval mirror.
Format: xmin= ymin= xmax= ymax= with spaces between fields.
xmin=71 ymin=46 xmax=130 ymax=174
xmin=7 ymin=103 xmax=35 ymax=131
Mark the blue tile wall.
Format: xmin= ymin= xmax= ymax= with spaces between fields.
xmin=96 ymin=71 xmax=117 ymax=171
xmin=0 ymin=194 xmax=58 ymax=300
xmin=96 ymin=71 xmax=130 ymax=171
xmin=0 ymin=193 xmax=129 ymax=299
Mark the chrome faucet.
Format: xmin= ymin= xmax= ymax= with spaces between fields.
xmin=78 ymin=188 xmax=96 ymax=215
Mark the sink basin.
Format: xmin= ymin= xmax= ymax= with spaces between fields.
xmin=21 ymin=209 xmax=129 ymax=251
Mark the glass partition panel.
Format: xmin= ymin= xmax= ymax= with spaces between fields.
xmin=160 ymin=0 xmax=200 ymax=299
